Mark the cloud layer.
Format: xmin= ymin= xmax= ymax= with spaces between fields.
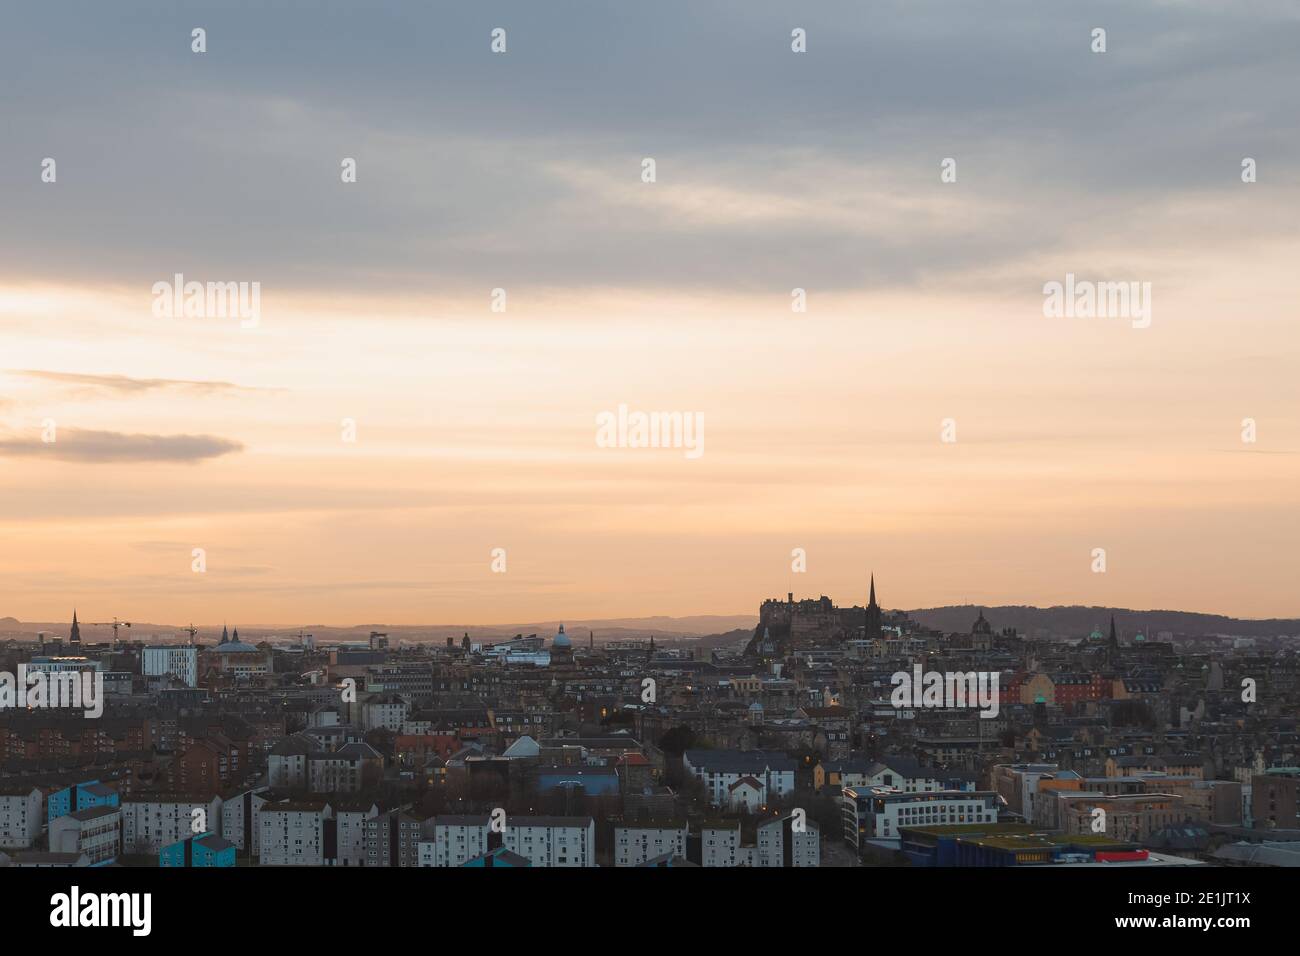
xmin=0 ymin=428 xmax=244 ymax=463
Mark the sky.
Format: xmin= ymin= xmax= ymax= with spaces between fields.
xmin=2 ymin=1 xmax=1299 ymax=626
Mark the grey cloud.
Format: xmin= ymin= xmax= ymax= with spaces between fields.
xmin=1 ymin=1 xmax=1298 ymax=294
xmin=8 ymin=370 xmax=264 ymax=395
xmin=0 ymin=428 xmax=243 ymax=463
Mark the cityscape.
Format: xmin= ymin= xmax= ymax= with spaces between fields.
xmin=2 ymin=0 xmax=1294 ymax=935
xmin=2 ymin=579 xmax=1297 ymax=873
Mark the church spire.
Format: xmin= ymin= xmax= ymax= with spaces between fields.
xmin=70 ymin=609 xmax=80 ymax=645
xmin=864 ymin=574 xmax=882 ymax=640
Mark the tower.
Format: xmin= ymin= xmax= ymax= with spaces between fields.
xmin=70 ymin=609 xmax=81 ymax=645
xmin=864 ymin=574 xmax=882 ymax=640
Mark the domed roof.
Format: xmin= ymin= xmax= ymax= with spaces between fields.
xmin=553 ymin=623 xmax=572 ymax=649
xmin=217 ymin=626 xmax=260 ymax=653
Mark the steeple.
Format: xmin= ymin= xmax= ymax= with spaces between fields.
xmin=1108 ymin=615 xmax=1119 ymax=649
xmin=864 ymin=573 xmax=882 ymax=640
xmin=221 ymin=623 xmax=229 ymax=645
xmin=70 ymin=609 xmax=80 ymax=645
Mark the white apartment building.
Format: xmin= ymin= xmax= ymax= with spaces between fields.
xmin=614 ymin=822 xmax=688 ymax=866
xmin=425 ymin=815 xmax=489 ymax=867
xmin=683 ymin=750 xmax=797 ymax=808
xmin=414 ymin=814 xmax=596 ymax=867
xmin=267 ymin=734 xmax=315 ymax=789
xmin=332 ymin=803 xmax=378 ymax=867
xmin=843 ymin=788 xmax=1000 ymax=849
xmin=49 ymin=805 xmax=121 ymax=865
xmin=121 ymin=794 xmax=223 ymax=854
xmin=142 ymin=645 xmax=198 ymax=688
xmin=417 ymin=838 xmax=436 ymax=867
xmin=362 ymin=696 xmax=407 ymax=733
xmin=308 ymin=742 xmax=381 ymax=794
xmin=259 ymin=801 xmax=332 ymax=866
xmin=0 ymin=786 xmax=43 ymax=849
xmin=699 ymin=822 xmax=755 ymax=867
xmin=502 ymin=816 xmax=594 ymax=867
xmin=832 ymin=760 xmax=944 ymax=794
xmin=756 ymin=814 xmax=820 ymax=867
xmin=220 ymin=787 xmax=269 ymax=855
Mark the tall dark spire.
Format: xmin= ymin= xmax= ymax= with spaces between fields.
xmin=70 ymin=609 xmax=80 ymax=645
xmin=1108 ymin=615 xmax=1119 ymax=650
xmin=864 ymin=574 xmax=882 ymax=640
xmin=221 ymin=623 xmax=229 ymax=645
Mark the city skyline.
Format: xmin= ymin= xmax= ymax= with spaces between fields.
xmin=2 ymin=0 xmax=1295 ymax=924
xmin=7 ymin=584 xmax=1300 ymax=636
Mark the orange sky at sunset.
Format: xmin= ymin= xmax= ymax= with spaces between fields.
xmin=3 ymin=2 xmax=1299 ymax=626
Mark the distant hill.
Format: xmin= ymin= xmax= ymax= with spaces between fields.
xmin=907 ymin=605 xmax=1300 ymax=639
xmin=0 ymin=614 xmax=758 ymax=645
xmin=685 ymin=628 xmax=755 ymax=650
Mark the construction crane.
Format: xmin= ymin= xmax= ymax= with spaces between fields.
xmin=86 ymin=617 xmax=132 ymax=647
xmin=181 ymin=624 xmax=199 ymax=644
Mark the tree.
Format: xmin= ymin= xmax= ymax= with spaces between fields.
xmin=657 ymin=725 xmax=696 ymax=755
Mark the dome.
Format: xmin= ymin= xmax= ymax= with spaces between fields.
xmin=553 ymin=623 xmax=572 ymax=649
xmin=217 ymin=625 xmax=259 ymax=653
xmin=219 ymin=639 xmax=259 ymax=653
